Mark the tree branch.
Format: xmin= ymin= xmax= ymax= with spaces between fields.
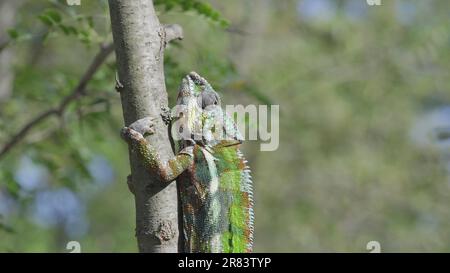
xmin=163 ymin=24 xmax=183 ymax=44
xmin=108 ymin=0 xmax=181 ymax=253
xmin=0 ymin=43 xmax=114 ymax=160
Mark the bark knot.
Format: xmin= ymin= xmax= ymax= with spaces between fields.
xmin=155 ymin=220 xmax=176 ymax=242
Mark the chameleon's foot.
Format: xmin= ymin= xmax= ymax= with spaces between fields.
xmin=121 ymin=127 xmax=143 ymax=143
xmin=160 ymin=106 xmax=172 ymax=126
xmin=121 ymin=117 xmax=155 ymax=142
xmin=129 ymin=117 xmax=156 ymax=136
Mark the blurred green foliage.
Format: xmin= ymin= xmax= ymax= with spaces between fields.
xmin=154 ymin=0 xmax=230 ymax=27
xmin=1 ymin=0 xmax=450 ymax=252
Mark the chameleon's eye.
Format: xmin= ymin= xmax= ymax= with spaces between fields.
xmin=201 ymin=92 xmax=217 ymax=109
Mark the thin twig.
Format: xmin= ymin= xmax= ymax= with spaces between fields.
xmin=0 ymin=43 xmax=114 ymax=160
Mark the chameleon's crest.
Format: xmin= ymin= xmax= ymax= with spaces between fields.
xmin=174 ymin=72 xmax=204 ymax=149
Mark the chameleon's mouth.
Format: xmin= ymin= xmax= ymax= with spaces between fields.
xmin=187 ymin=71 xmax=202 ymax=81
xmin=187 ymin=71 xmax=207 ymax=87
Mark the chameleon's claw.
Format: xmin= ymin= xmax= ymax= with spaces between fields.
xmin=121 ymin=127 xmax=145 ymax=142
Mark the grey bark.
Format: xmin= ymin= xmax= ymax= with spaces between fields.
xmin=108 ymin=0 xmax=182 ymax=253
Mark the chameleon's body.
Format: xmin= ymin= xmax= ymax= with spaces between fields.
xmin=121 ymin=72 xmax=254 ymax=253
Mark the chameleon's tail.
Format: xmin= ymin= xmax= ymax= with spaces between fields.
xmin=238 ymin=150 xmax=254 ymax=253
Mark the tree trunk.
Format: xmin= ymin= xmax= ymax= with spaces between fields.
xmin=108 ymin=0 xmax=182 ymax=253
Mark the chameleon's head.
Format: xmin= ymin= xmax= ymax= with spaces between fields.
xmin=177 ymin=71 xmax=221 ymax=109
xmin=174 ymin=72 xmax=241 ymax=148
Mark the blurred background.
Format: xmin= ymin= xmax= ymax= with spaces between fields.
xmin=1 ymin=0 xmax=450 ymax=252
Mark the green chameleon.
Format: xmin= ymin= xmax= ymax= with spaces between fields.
xmin=121 ymin=72 xmax=254 ymax=253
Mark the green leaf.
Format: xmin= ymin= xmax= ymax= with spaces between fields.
xmin=5 ymin=178 xmax=20 ymax=199
xmin=155 ymin=0 xmax=230 ymax=28
xmin=59 ymin=24 xmax=78 ymax=35
xmin=38 ymin=9 xmax=63 ymax=27
xmin=78 ymin=30 xmax=91 ymax=44
xmin=181 ymin=1 xmax=193 ymax=11
xmin=59 ymin=24 xmax=70 ymax=35
xmin=45 ymin=9 xmax=62 ymax=24
xmin=219 ymin=19 xmax=230 ymax=28
xmin=38 ymin=14 xmax=54 ymax=26
xmin=86 ymin=16 xmax=94 ymax=28
xmin=7 ymin=29 xmax=19 ymax=40
xmin=164 ymin=2 xmax=175 ymax=11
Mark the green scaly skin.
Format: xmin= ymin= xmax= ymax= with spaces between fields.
xmin=121 ymin=72 xmax=254 ymax=253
